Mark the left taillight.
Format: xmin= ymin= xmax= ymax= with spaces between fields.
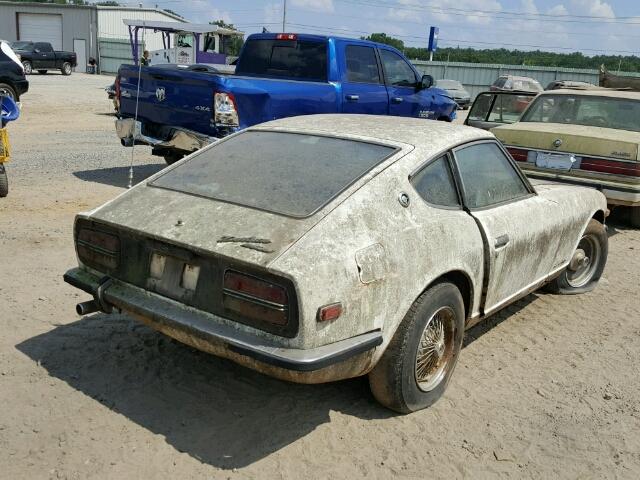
xmin=76 ymin=227 xmax=120 ymax=271
xmin=223 ymin=270 xmax=289 ymax=326
xmin=213 ymin=92 xmax=239 ymax=127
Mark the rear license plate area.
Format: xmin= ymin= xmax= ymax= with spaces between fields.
xmin=147 ymin=252 xmax=201 ymax=300
xmin=535 ymin=152 xmax=579 ymax=171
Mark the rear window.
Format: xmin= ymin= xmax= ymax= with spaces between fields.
xmin=150 ymin=131 xmax=397 ymax=217
xmin=236 ymin=39 xmax=327 ymax=81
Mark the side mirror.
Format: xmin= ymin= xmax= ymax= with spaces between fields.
xmin=34 ymin=49 xmax=40 ymax=53
xmin=420 ymin=74 xmax=433 ymax=90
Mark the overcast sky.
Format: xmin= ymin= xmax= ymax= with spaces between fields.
xmin=147 ymin=0 xmax=639 ymax=56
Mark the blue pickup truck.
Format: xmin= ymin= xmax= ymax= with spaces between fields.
xmin=116 ymin=33 xmax=457 ymax=164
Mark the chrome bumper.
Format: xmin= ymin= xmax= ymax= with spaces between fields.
xmin=63 ymin=267 xmax=382 ymax=372
xmin=115 ymin=118 xmax=215 ymax=153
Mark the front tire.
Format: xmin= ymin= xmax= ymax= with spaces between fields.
xmin=0 ymin=83 xmax=17 ymax=101
xmin=0 ymin=165 xmax=8 ymax=198
xmin=546 ymin=219 xmax=608 ymax=294
xmin=22 ymin=61 xmax=32 ymax=75
xmin=369 ymin=282 xmax=465 ymax=413
xmin=61 ymin=62 xmax=72 ymax=76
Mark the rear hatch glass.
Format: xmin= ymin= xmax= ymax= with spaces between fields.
xmin=150 ymin=130 xmax=397 ymax=217
xmin=235 ymin=38 xmax=328 ymax=81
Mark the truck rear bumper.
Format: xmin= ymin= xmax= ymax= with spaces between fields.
xmin=63 ymin=267 xmax=382 ymax=382
xmin=115 ymin=118 xmax=217 ymax=153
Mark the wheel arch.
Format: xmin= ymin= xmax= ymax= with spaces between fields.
xmin=421 ymin=270 xmax=474 ymax=321
xmin=592 ymin=209 xmax=606 ymax=224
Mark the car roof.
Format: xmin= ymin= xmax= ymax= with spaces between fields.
xmin=252 ymin=114 xmax=493 ymax=149
xmin=539 ymin=88 xmax=640 ymax=99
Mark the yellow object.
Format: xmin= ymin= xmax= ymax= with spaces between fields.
xmin=0 ymin=128 xmax=9 ymax=164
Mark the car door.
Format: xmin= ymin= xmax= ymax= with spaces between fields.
xmin=34 ymin=43 xmax=54 ymax=68
xmin=378 ymin=48 xmax=435 ymax=119
xmin=451 ymin=140 xmax=559 ymax=315
xmin=340 ymin=44 xmax=388 ymax=115
xmin=465 ymin=92 xmax=536 ymax=130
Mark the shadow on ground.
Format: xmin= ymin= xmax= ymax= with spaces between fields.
xmin=73 ymin=164 xmax=164 ymax=188
xmin=16 ymin=314 xmax=393 ymax=469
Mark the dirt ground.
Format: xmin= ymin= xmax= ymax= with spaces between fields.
xmin=1 ymin=74 xmax=639 ymax=480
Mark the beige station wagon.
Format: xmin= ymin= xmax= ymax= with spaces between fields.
xmin=491 ymin=89 xmax=640 ymax=226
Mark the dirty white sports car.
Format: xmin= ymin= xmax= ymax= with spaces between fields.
xmin=64 ymin=115 xmax=608 ymax=413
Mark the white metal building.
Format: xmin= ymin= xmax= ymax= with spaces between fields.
xmin=0 ymin=1 xmax=184 ymax=73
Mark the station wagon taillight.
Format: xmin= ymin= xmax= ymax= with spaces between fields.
xmin=223 ymin=270 xmax=289 ymax=326
xmin=76 ymin=228 xmax=120 ymax=271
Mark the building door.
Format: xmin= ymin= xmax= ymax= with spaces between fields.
xmin=74 ymin=39 xmax=86 ymax=73
xmin=18 ymin=13 xmax=63 ymax=50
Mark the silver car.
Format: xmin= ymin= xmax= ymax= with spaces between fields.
xmin=435 ymin=79 xmax=471 ymax=109
xmin=65 ymin=114 xmax=608 ymax=413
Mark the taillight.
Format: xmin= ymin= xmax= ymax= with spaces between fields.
xmin=223 ymin=271 xmax=289 ymax=326
xmin=579 ymin=157 xmax=640 ymax=177
xmin=507 ymin=147 xmax=529 ymax=162
xmin=276 ymin=33 xmax=297 ymax=40
xmin=115 ymin=76 xmax=121 ymax=102
xmin=213 ymin=92 xmax=239 ymax=127
xmin=76 ymin=228 xmax=120 ymax=271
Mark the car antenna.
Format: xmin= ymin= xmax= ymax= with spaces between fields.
xmin=128 ymin=22 xmax=146 ymax=189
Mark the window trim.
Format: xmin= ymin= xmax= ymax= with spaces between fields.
xmin=343 ymin=44 xmax=383 ymax=85
xmin=409 ymin=152 xmax=464 ymax=211
xmin=450 ymin=139 xmax=536 ymax=212
xmin=377 ymin=47 xmax=418 ymax=88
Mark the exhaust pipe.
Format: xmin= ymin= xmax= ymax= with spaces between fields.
xmin=76 ymin=300 xmax=100 ymax=316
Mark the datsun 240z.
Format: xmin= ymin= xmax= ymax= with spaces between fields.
xmin=64 ymin=115 xmax=608 ymax=413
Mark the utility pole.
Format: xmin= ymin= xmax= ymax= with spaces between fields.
xmin=282 ymin=0 xmax=287 ymax=32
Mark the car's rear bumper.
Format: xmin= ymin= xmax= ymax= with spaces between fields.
xmin=14 ymin=79 xmax=29 ymax=97
xmin=63 ymin=267 xmax=382 ymax=380
xmin=522 ymin=167 xmax=640 ymax=206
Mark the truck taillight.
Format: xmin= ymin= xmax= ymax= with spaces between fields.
xmin=276 ymin=33 xmax=297 ymax=40
xmin=223 ymin=270 xmax=289 ymax=326
xmin=214 ymin=92 xmax=239 ymax=127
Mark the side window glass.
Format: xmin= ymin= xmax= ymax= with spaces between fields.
xmin=411 ymin=156 xmax=460 ymax=208
xmin=379 ymin=50 xmax=416 ymax=87
xmin=454 ymin=143 xmax=530 ymax=209
xmin=487 ymin=95 xmax=532 ymax=124
xmin=345 ymin=45 xmax=380 ymax=84
xmin=468 ymin=93 xmax=493 ymax=121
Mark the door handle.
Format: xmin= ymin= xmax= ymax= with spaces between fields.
xmin=345 ymin=94 xmax=359 ymax=102
xmin=392 ymin=97 xmax=404 ymax=104
xmin=494 ymin=234 xmax=510 ymax=249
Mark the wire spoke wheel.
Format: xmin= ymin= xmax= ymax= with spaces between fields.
xmin=566 ymin=234 xmax=601 ymax=288
xmin=414 ymin=306 xmax=456 ymax=392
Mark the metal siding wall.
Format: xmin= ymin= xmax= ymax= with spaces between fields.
xmin=0 ymin=3 xmax=96 ymax=64
xmin=98 ymin=37 xmax=142 ymax=74
xmin=97 ymin=9 xmax=184 ymax=53
xmin=412 ymin=60 xmax=640 ymax=100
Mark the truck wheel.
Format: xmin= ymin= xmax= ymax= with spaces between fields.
xmin=368 ymin=282 xmax=465 ymax=413
xmin=0 ymin=165 xmax=8 ymax=198
xmin=37 ymin=69 xmax=47 ymax=75
xmin=61 ymin=62 xmax=72 ymax=76
xmin=163 ymin=153 xmax=184 ymax=165
xmin=545 ymin=219 xmax=608 ymax=294
xmin=22 ymin=61 xmax=32 ymax=75
xmin=0 ymin=83 xmax=17 ymax=101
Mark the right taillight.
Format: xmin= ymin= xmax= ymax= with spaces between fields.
xmin=76 ymin=227 xmax=120 ymax=271
xmin=213 ymin=92 xmax=239 ymax=127
xmin=579 ymin=157 xmax=640 ymax=177
xmin=223 ymin=270 xmax=289 ymax=326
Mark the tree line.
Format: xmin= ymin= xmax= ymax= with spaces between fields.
xmin=363 ymin=33 xmax=640 ymax=73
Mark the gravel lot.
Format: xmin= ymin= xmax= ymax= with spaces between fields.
xmin=1 ymin=74 xmax=639 ymax=480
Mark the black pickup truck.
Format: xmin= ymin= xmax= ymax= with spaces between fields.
xmin=11 ymin=41 xmax=77 ymax=76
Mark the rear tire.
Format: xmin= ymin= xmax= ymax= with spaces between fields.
xmin=0 ymin=83 xmax=17 ymax=101
xmin=545 ymin=219 xmax=608 ymax=294
xmin=61 ymin=62 xmax=72 ymax=76
xmin=0 ymin=165 xmax=8 ymax=198
xmin=369 ymin=282 xmax=465 ymax=413
xmin=37 ymin=69 xmax=47 ymax=74
xmin=629 ymin=207 xmax=640 ymax=229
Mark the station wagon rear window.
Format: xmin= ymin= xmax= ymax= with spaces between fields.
xmin=150 ymin=131 xmax=397 ymax=217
